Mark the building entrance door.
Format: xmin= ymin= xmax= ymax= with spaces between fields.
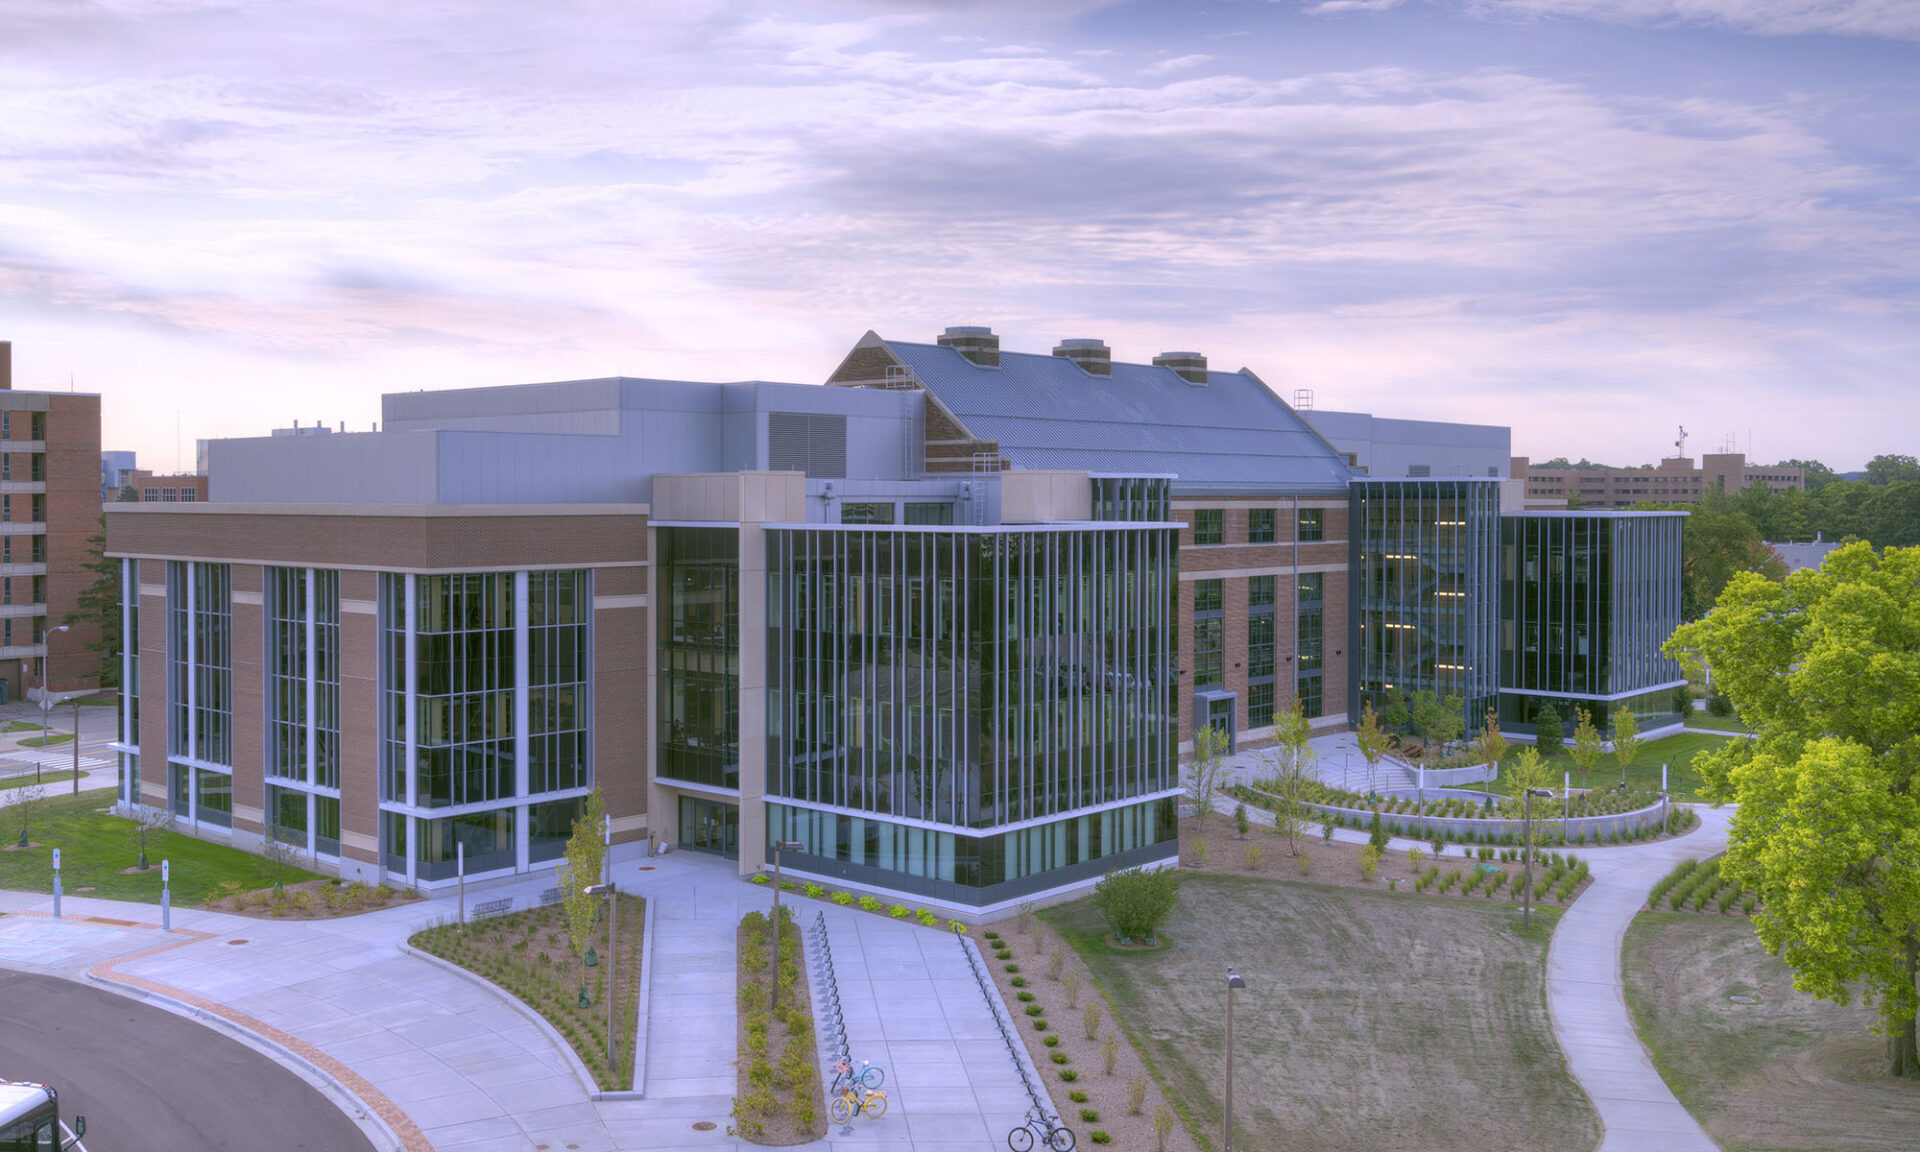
xmin=678 ymin=796 xmax=739 ymax=857
xmin=1194 ymin=688 xmax=1239 ymax=756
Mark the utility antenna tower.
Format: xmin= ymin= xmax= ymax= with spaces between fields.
xmin=1673 ymin=425 xmax=1688 ymax=460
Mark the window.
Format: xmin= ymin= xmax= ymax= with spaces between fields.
xmin=1191 ymin=509 xmax=1224 ymax=546
xmin=1248 ymin=682 xmax=1275 ymax=729
xmin=143 ymin=488 xmax=160 ymax=502
xmin=1297 ymin=673 xmax=1323 ymax=718
xmin=1298 ymin=571 xmax=1323 ymax=604
xmin=1192 ymin=578 xmax=1224 ymax=688
xmin=1248 ymin=508 xmax=1276 ymax=544
xmin=904 ymin=502 xmax=953 ymax=525
xmin=841 ymin=502 xmax=895 ymax=525
xmin=1297 ymin=508 xmax=1325 ymax=541
xmin=1 ymin=495 xmax=9 ymax=522
xmin=1249 ymin=575 xmax=1275 ymax=607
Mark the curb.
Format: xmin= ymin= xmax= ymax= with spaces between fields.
xmin=82 ymin=967 xmax=407 ymax=1152
xmin=396 ymin=937 xmax=646 ymax=1103
xmin=633 ymin=895 xmax=656 ymax=1095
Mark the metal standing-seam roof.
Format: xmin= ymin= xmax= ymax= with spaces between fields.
xmin=881 ymin=340 xmax=1356 ymax=494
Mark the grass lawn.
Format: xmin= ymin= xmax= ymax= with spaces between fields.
xmin=1047 ymin=873 xmax=1596 ymax=1152
xmin=1684 ymin=713 xmax=1752 ymax=735
xmin=411 ymin=895 xmax=644 ymax=1092
xmin=0 ymin=720 xmax=44 ymax=734
xmin=18 ymin=733 xmax=74 ymax=748
xmin=0 ymin=771 xmax=78 ymax=791
xmin=1464 ymin=731 xmax=1732 ymax=798
xmin=0 ymin=791 xmax=318 ymax=904
xmin=1624 ymin=913 xmax=1918 ymax=1151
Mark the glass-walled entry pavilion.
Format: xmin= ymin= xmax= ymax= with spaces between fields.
xmin=765 ymin=524 xmax=1181 ymax=905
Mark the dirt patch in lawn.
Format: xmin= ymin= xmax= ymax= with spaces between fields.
xmin=1047 ymin=870 xmax=1596 ymax=1152
xmin=1624 ymin=913 xmax=1919 ymax=1151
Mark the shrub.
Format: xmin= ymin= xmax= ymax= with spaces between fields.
xmin=748 ymin=873 xmax=770 ymax=885
xmin=1234 ymin=802 xmax=1250 ymax=837
xmin=1084 ymin=1000 xmax=1104 ymax=1038
xmin=802 ymin=882 xmax=826 ymax=898
xmin=1360 ymin=843 xmax=1381 ymax=881
xmin=1069 ymin=1090 xmax=1089 ymax=1103
xmin=1043 ymin=1034 xmax=1059 ymax=1046
xmin=1296 ymin=850 xmax=1313 ymax=877
xmin=858 ymin=895 xmax=883 ymax=912
xmin=1025 ymin=1004 xmax=1045 ymax=1017
xmin=1127 ymin=1076 xmax=1148 ymax=1115
xmin=1081 ymin=1108 xmax=1100 ymax=1123
xmin=779 ymin=880 xmax=796 ymax=891
xmin=1190 ymin=837 xmax=1209 ymax=867
xmin=1152 ymin=1105 xmax=1176 ymax=1151
xmin=1050 ymin=1052 xmax=1070 ymax=1065
xmin=1033 ymin=1019 xmax=1049 ymax=1031
xmin=1405 ymin=846 xmax=1424 ymax=871
xmin=1092 ymin=866 xmax=1181 ymax=943
xmin=1058 ymin=1067 xmax=1076 ymax=1080
xmin=1242 ymin=842 xmax=1264 ymax=871
xmin=1018 ymin=991 xmax=1036 ymax=1002
xmin=948 ymin=919 xmax=969 ymax=934
xmin=1101 ymin=1036 xmax=1119 ymax=1075
xmin=1006 ymin=963 xmax=1021 ymax=973
xmin=916 ymin=909 xmax=940 ymax=927
xmin=831 ymin=891 xmax=854 ymax=906
xmin=1011 ymin=976 xmax=1027 ymax=987
xmin=1321 ymin=819 xmax=1337 ymax=843
xmin=888 ymin=904 xmax=910 ymax=918
xmin=1090 ymin=1131 xmax=1112 ymax=1145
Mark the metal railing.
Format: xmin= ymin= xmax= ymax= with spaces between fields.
xmin=954 ymin=929 xmax=1054 ymax=1123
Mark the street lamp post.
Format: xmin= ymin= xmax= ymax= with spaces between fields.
xmin=770 ymin=839 xmax=803 ymax=1012
xmin=1522 ymin=787 xmax=1554 ymax=930
xmin=1224 ymin=968 xmax=1246 ymax=1152
xmin=584 ymin=882 xmax=617 ymax=1072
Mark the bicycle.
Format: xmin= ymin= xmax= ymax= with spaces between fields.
xmin=830 ymin=1058 xmax=885 ymax=1092
xmin=828 ymin=1082 xmax=887 ymax=1126
xmin=1008 ymin=1107 xmax=1075 ymax=1151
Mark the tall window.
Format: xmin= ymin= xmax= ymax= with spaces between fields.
xmin=1191 ymin=509 xmax=1224 ymax=546
xmin=1248 ymin=508 xmax=1276 ymax=544
xmin=1248 ymin=574 xmax=1275 ymax=727
xmin=1298 ymin=571 xmax=1324 ymax=718
xmin=266 ymin=567 xmax=341 ymax=790
xmin=841 ymin=502 xmax=895 ymax=525
xmin=167 ymin=561 xmax=231 ymax=766
xmin=1298 ymin=508 xmax=1325 ymax=542
xmin=529 ymin=570 xmax=590 ymax=794
xmin=1192 ymin=579 xmax=1224 ymax=688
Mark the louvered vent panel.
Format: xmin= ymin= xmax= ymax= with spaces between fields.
xmin=768 ymin=412 xmax=847 ymax=479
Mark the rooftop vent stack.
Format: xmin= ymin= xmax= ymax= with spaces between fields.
xmin=937 ymin=326 xmax=1000 ymax=367
xmin=1153 ymin=351 xmax=1209 ymax=385
xmin=0 ymin=341 xmax=11 ymax=390
xmin=1053 ymin=338 xmax=1112 ymax=376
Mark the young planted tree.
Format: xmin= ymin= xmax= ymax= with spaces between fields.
xmin=556 ymin=788 xmax=610 ymax=1001
xmin=1612 ymin=707 xmax=1643 ymax=789
xmin=128 ymin=806 xmax=172 ymax=870
xmin=12 ymin=780 xmax=46 ymax=847
xmin=1355 ymin=700 xmax=1392 ymax=796
xmin=1669 ymin=543 xmax=1920 ymax=1078
xmin=1504 ymin=747 xmax=1554 ymax=870
xmin=1534 ymin=704 xmax=1565 ymax=759
xmin=1470 ymin=708 xmax=1508 ymax=784
xmin=1264 ymin=704 xmax=1317 ymax=856
xmin=1091 ymin=866 xmax=1182 ymax=945
xmin=1568 ymin=707 xmax=1605 ymax=790
xmin=1184 ymin=723 xmax=1230 ymax=831
xmin=1410 ymin=690 xmax=1466 ymax=759
xmin=262 ymin=811 xmax=300 ymax=893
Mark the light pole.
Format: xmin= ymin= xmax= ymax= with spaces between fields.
xmin=584 ymin=882 xmax=617 ymax=1072
xmin=770 ymin=839 xmax=803 ymax=1012
xmin=1224 ymin=968 xmax=1246 ymax=1152
xmin=1522 ymin=787 xmax=1554 ymax=930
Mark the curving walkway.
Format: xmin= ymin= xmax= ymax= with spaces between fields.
xmin=1545 ymin=805 xmax=1731 ymax=1151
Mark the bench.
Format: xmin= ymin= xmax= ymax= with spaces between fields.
xmin=538 ymin=886 xmax=563 ymax=907
xmin=471 ymin=897 xmax=514 ymax=920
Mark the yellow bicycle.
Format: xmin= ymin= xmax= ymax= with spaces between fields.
xmin=829 ymin=1083 xmax=887 ymax=1125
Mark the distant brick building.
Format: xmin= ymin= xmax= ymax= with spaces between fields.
xmin=1511 ymin=452 xmax=1802 ymax=509
xmin=0 ymin=341 xmax=103 ymax=701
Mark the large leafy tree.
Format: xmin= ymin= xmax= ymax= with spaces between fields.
xmin=64 ymin=513 xmax=119 ymax=690
xmin=1668 ymin=543 xmax=1920 ymax=1078
xmin=1864 ymin=454 xmax=1920 ymax=486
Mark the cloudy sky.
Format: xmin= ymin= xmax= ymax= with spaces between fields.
xmin=3 ymin=0 xmax=1915 ymax=472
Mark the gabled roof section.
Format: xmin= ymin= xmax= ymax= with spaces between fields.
xmin=878 ymin=339 xmax=1355 ymax=493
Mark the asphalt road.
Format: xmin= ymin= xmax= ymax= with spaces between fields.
xmin=0 ymin=971 xmax=376 ymax=1152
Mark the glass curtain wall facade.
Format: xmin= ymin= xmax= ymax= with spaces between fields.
xmin=166 ymin=561 xmax=232 ymax=826
xmin=765 ymin=525 xmax=1180 ymax=904
xmin=1499 ymin=514 xmax=1686 ymax=732
xmin=1089 ymin=477 xmax=1171 ymax=522
xmin=117 ymin=558 xmax=140 ymax=807
xmin=264 ymin=567 xmax=342 ymax=858
xmin=378 ymin=570 xmax=594 ymax=883
xmin=1350 ymin=481 xmax=1500 ymax=731
xmin=657 ymin=529 xmax=740 ymax=790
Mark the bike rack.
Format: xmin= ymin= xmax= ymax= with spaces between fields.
xmin=807 ymin=912 xmax=854 ymax=1077
xmin=954 ymin=929 xmax=1056 ymax=1125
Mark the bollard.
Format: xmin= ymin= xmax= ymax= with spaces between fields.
xmin=52 ymin=847 xmax=62 ymax=919
xmin=161 ymin=859 xmax=171 ymax=931
xmin=457 ymin=841 xmax=466 ymax=927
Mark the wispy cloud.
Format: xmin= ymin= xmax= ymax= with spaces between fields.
xmin=1143 ymin=53 xmax=1216 ymax=74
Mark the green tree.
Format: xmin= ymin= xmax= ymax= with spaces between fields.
xmin=1864 ymin=453 xmax=1920 ymax=486
xmin=1408 ymin=690 xmax=1465 ymax=757
xmin=556 ymin=787 xmax=609 ymax=995
xmin=1668 ymin=543 xmax=1920 ymax=1078
xmin=1471 ymin=708 xmax=1508 ymax=783
xmin=62 ymin=513 xmax=119 ymax=690
xmin=1262 ymin=703 xmax=1316 ymax=856
xmin=1612 ymin=706 xmax=1642 ymax=790
xmin=1092 ymin=866 xmax=1181 ymax=944
xmin=1503 ymin=746 xmax=1554 ymax=868
xmin=1568 ymin=707 xmax=1604 ymax=791
xmin=1355 ymin=699 xmax=1392 ymax=796
xmin=1534 ymin=704 xmax=1564 ymax=759
xmin=1184 ymin=724 xmax=1230 ymax=830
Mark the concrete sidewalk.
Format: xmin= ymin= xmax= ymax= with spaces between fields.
xmin=1545 ymin=805 xmax=1731 ymax=1152
xmin=0 ymin=848 xmax=1043 ymax=1152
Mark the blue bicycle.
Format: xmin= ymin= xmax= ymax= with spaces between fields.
xmin=1009 ymin=1107 xmax=1075 ymax=1151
